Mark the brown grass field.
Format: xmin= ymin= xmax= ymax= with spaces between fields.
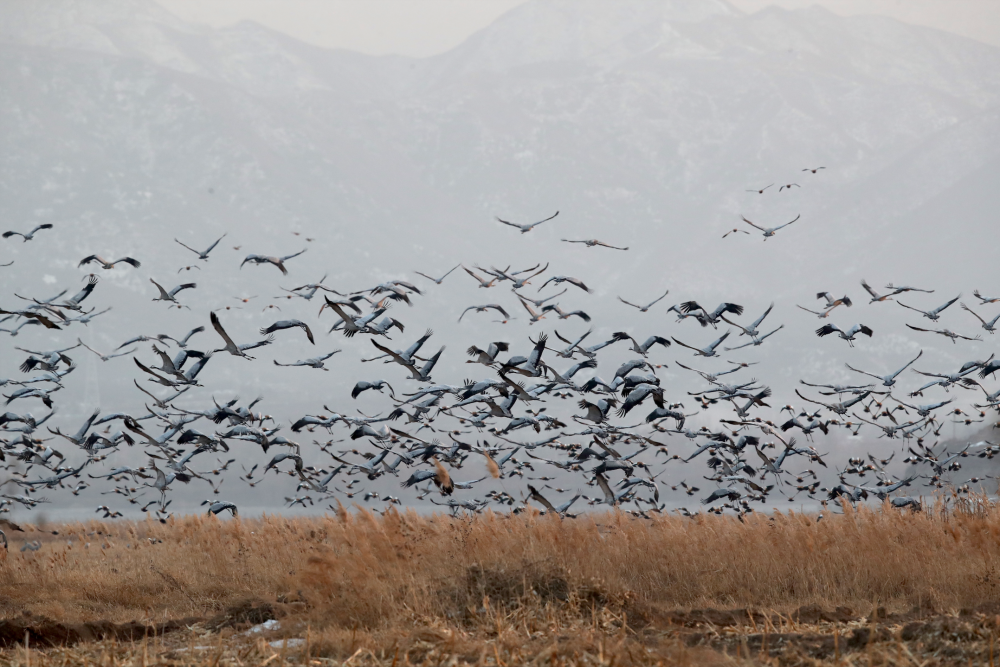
xmin=2 ymin=499 xmax=1000 ymax=665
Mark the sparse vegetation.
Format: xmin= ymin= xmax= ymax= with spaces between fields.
xmin=2 ymin=501 xmax=1000 ymax=665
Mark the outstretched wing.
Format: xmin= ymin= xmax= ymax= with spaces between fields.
xmin=770 ymin=214 xmax=801 ymax=232
xmin=617 ymin=296 xmax=641 ymax=309
xmin=174 ymin=239 xmax=200 ymax=255
xmin=203 ymin=234 xmax=226 ymax=255
xmin=280 ymin=249 xmax=307 ymax=262
xmin=671 ymin=337 xmax=703 ymax=354
xmin=210 ymin=312 xmax=239 ymax=350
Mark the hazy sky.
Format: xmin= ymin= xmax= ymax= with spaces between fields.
xmin=156 ymin=0 xmax=1000 ymax=56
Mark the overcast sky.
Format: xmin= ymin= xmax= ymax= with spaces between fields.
xmin=156 ymin=0 xmax=1000 ymax=56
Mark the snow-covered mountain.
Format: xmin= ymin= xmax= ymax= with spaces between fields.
xmin=1 ymin=0 xmax=997 ymax=515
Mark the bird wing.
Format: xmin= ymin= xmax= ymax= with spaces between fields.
xmin=280 ymin=249 xmax=307 ymax=262
xmin=491 ymin=304 xmax=510 ymax=318
xmin=174 ymin=239 xmax=200 ymax=255
xmin=647 ymin=290 xmax=670 ymax=308
xmin=617 ymin=297 xmax=641 ymax=309
xmin=708 ymin=331 xmax=731 ymax=350
xmin=66 ymin=276 xmax=99 ymax=306
xmin=149 ymin=278 xmax=170 ymax=299
xmin=772 ymin=214 xmax=801 ymax=231
xmin=794 ymin=389 xmax=827 ymax=408
xmin=371 ymin=339 xmax=408 ymax=367
xmin=301 ymin=321 xmax=315 ymax=344
xmin=527 ymin=485 xmax=556 ymax=512
xmin=905 ymin=324 xmax=931 ymax=333
xmin=76 ymin=339 xmax=105 ymax=358
xmin=495 ymin=217 xmax=521 ymax=229
xmin=741 ymin=216 xmax=766 ymax=232
xmin=538 ymin=211 xmax=559 ymax=224
xmin=463 ymin=266 xmax=487 ymax=283
xmin=931 ymin=295 xmax=960 ymax=315
xmin=210 ymin=312 xmax=239 ymax=351
xmin=671 ymin=338 xmax=702 ymax=354
xmin=594 ymin=472 xmax=615 ymax=504
xmin=133 ymin=357 xmax=173 ymax=384
xmin=961 ymin=303 xmax=987 ymax=325
xmin=169 ymin=283 xmax=197 ymax=298
xmin=203 ymin=234 xmax=226 ymax=255
xmin=751 ymin=303 xmax=774 ymax=329
xmin=719 ymin=315 xmax=749 ymax=335
xmin=860 ymin=279 xmax=879 ymax=299
xmin=759 ymin=325 xmax=784 ymax=340
xmin=896 ymin=302 xmax=925 ymax=315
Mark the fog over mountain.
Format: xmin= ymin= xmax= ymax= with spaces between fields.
xmin=1 ymin=0 xmax=997 ymax=518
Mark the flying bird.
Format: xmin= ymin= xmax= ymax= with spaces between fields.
xmin=458 ymin=304 xmax=511 ymax=322
xmin=961 ymin=303 xmax=999 ymax=334
xmin=896 ymin=295 xmax=960 ymax=321
xmin=260 ymin=320 xmax=315 ymax=345
xmin=815 ymin=323 xmax=873 ymax=346
xmin=150 ymin=279 xmax=196 ymax=306
xmin=538 ymin=275 xmax=591 ymax=293
xmin=495 ymin=211 xmax=559 ymax=233
xmin=174 ymin=234 xmax=226 ymax=260
xmin=78 ymin=255 xmax=141 ymax=270
xmin=741 ymin=214 xmax=800 ymax=240
xmin=415 ymin=265 xmax=460 ymax=285
xmin=845 ymin=350 xmax=922 ymax=387
xmin=672 ymin=331 xmax=731 ymax=357
xmin=617 ymin=291 xmax=669 ymax=312
xmin=861 ymin=279 xmax=897 ymax=303
xmin=3 ymin=224 xmax=53 ymax=242
xmin=560 ymin=239 xmax=628 ymax=250
xmin=273 ymin=351 xmax=341 ymax=370
xmin=973 ymin=290 xmax=1000 ymax=304
xmin=905 ymin=324 xmax=981 ymax=344
xmin=241 ymin=249 xmax=306 ymax=275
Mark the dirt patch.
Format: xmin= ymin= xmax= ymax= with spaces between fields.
xmin=649 ymin=604 xmax=859 ymax=629
xmin=0 ymin=616 xmax=201 ymax=648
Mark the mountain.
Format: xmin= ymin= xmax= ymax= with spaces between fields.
xmin=1 ymin=0 xmax=997 ymax=514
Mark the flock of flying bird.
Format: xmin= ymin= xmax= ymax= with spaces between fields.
xmin=0 ymin=170 xmax=998 ymax=537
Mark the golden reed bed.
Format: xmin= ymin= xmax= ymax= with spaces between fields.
xmin=1 ymin=499 xmax=1000 ymax=665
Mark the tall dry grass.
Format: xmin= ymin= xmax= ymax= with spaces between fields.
xmin=1 ymin=498 xmax=999 ymax=630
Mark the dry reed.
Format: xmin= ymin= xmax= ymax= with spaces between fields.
xmin=1 ymin=499 xmax=999 ymax=665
